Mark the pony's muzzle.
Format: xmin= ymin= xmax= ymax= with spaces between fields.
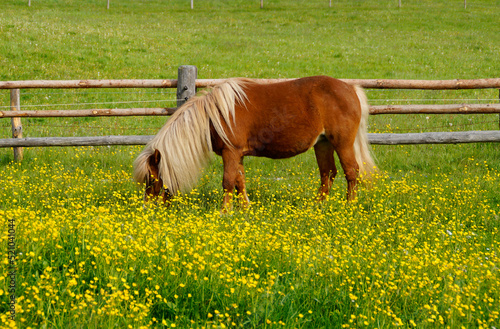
xmin=144 ymin=185 xmax=173 ymax=206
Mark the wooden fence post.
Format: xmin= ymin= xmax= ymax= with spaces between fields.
xmin=10 ymin=89 xmax=24 ymax=162
xmin=176 ymin=65 xmax=197 ymax=108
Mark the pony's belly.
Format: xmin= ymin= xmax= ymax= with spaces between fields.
xmin=245 ymin=133 xmax=319 ymax=159
xmin=253 ymin=148 xmax=308 ymax=159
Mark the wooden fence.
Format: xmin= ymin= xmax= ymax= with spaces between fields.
xmin=1 ymin=65 xmax=500 ymax=161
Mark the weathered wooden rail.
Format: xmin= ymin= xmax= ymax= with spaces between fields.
xmin=2 ymin=104 xmax=500 ymax=118
xmin=0 ymin=108 xmax=176 ymax=118
xmin=1 ymin=66 xmax=500 ymax=162
xmin=2 ymin=77 xmax=500 ymax=90
xmin=2 ymin=131 xmax=500 ymax=148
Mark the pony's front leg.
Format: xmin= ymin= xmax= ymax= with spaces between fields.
xmin=235 ymin=161 xmax=250 ymax=209
xmin=221 ymin=149 xmax=243 ymax=213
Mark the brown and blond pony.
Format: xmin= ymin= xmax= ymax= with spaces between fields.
xmin=134 ymin=76 xmax=376 ymax=209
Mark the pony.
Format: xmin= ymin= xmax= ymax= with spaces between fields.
xmin=133 ymin=76 xmax=376 ymax=210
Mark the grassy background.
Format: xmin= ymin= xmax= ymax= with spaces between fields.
xmin=1 ymin=0 xmax=499 ymax=181
xmin=0 ymin=0 xmax=500 ymax=328
xmin=1 ymin=0 xmax=499 ymax=80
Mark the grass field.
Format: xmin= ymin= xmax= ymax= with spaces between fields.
xmin=1 ymin=0 xmax=500 ymax=328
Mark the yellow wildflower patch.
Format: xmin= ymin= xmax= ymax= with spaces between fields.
xmin=0 ymin=147 xmax=498 ymax=328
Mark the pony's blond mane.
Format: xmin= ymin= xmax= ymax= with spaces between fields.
xmin=133 ymin=78 xmax=250 ymax=195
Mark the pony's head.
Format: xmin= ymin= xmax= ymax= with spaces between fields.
xmin=134 ymin=149 xmax=172 ymax=204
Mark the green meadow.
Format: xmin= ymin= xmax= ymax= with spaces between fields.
xmin=1 ymin=0 xmax=499 ymax=328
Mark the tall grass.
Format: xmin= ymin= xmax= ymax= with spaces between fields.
xmin=0 ymin=148 xmax=499 ymax=328
xmin=1 ymin=0 xmax=499 ymax=328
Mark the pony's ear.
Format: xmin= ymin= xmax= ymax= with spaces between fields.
xmin=147 ymin=149 xmax=162 ymax=177
xmin=153 ymin=149 xmax=161 ymax=165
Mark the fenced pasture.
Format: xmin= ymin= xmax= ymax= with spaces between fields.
xmin=1 ymin=0 xmax=500 ymax=328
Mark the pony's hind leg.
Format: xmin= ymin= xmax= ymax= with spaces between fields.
xmin=314 ymin=138 xmax=337 ymax=201
xmin=335 ymin=144 xmax=360 ymax=201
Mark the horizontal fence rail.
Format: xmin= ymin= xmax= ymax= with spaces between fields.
xmin=2 ymin=78 xmax=500 ymax=90
xmin=1 ymin=104 xmax=500 ymax=118
xmin=199 ymin=78 xmax=500 ymax=90
xmin=0 ymin=79 xmax=178 ymax=89
xmin=368 ymin=131 xmax=500 ymax=145
xmin=0 ymin=108 xmax=176 ymax=118
xmin=2 ymin=131 xmax=500 ymax=148
xmin=0 ymin=135 xmax=153 ymax=147
xmin=369 ymin=103 xmax=500 ymax=115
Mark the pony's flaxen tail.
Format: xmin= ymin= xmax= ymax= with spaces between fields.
xmin=353 ymin=86 xmax=377 ymax=178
